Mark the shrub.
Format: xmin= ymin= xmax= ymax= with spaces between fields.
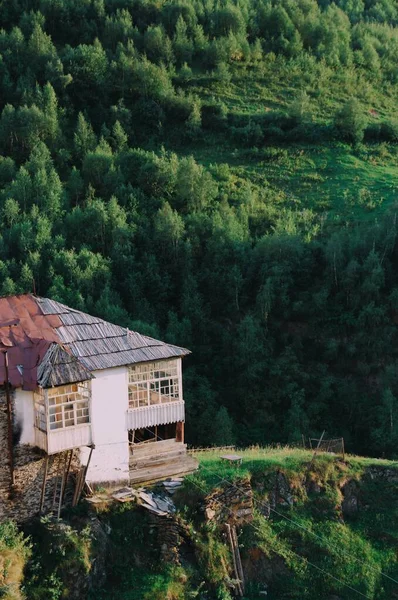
xmin=334 ymin=98 xmax=367 ymax=144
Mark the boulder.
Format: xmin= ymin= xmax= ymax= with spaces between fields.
xmin=341 ymin=480 xmax=359 ymax=518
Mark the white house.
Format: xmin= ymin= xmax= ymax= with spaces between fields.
xmin=0 ymin=294 xmax=197 ymax=493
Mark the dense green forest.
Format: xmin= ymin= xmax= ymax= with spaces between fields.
xmin=1 ymin=0 xmax=398 ymax=457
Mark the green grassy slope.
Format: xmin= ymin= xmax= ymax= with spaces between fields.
xmin=166 ymin=64 xmax=398 ymax=222
xmin=2 ymin=448 xmax=394 ymax=600
xmin=90 ymin=448 xmax=398 ymax=600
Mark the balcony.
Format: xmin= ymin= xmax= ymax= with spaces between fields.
xmin=34 ymin=423 xmax=92 ymax=454
xmin=126 ymin=400 xmax=185 ymax=430
xmin=34 ymin=382 xmax=92 ymax=454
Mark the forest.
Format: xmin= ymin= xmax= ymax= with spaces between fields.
xmin=1 ymin=0 xmax=398 ymax=457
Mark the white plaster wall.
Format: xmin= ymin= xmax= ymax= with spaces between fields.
xmin=14 ymin=389 xmax=35 ymax=445
xmin=80 ymin=366 xmax=129 ymax=484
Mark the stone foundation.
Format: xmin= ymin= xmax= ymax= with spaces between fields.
xmin=0 ymin=390 xmax=81 ymax=522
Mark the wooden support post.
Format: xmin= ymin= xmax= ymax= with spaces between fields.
xmin=52 ymin=454 xmax=63 ymax=509
xmin=74 ymin=446 xmax=94 ymax=507
xmin=57 ymin=452 xmax=70 ymax=520
xmin=342 ymin=438 xmax=345 ymax=462
xmin=72 ymin=470 xmax=83 ymax=507
xmin=40 ymin=455 xmax=49 ymax=513
xmin=176 ymin=421 xmax=184 ymax=443
xmin=3 ymin=352 xmax=15 ymax=489
xmin=61 ymin=449 xmax=74 ymax=506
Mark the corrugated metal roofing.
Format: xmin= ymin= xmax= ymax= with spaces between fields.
xmin=0 ymin=294 xmax=190 ymax=389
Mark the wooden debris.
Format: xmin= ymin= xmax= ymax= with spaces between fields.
xmin=138 ymin=491 xmax=158 ymax=509
xmin=163 ymin=480 xmax=182 ymax=488
xmin=142 ymin=504 xmax=168 ymax=516
xmin=225 ymin=523 xmax=244 ymax=597
xmin=137 ymin=490 xmax=176 ymax=514
xmin=112 ymin=487 xmax=135 ymax=501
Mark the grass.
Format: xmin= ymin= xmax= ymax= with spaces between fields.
xmin=12 ymin=447 xmax=395 ymax=600
xmin=189 ymin=446 xmax=398 ymax=489
xmin=164 ymin=62 xmax=398 ymax=225
xmin=180 ymin=447 xmax=398 ymax=600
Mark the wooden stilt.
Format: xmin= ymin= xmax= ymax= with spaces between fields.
xmin=73 ymin=446 xmax=94 ymax=507
xmin=56 ymin=452 xmax=70 ymax=520
xmin=60 ymin=449 xmax=74 ymax=505
xmin=176 ymin=421 xmax=184 ymax=443
xmin=52 ymin=454 xmax=63 ymax=510
xmin=40 ymin=455 xmax=49 ymax=513
xmin=72 ymin=469 xmax=83 ymax=507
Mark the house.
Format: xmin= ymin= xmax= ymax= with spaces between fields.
xmin=0 ymin=294 xmax=197 ymax=518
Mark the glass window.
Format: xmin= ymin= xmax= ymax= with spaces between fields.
xmin=128 ymin=360 xmax=180 ymax=409
xmin=35 ymin=382 xmax=91 ymax=431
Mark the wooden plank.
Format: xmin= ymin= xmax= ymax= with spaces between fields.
xmin=226 ymin=524 xmax=243 ymax=597
xmin=131 ymin=439 xmax=182 ymax=458
xmin=231 ymin=525 xmax=245 ymax=595
xmin=221 ymin=454 xmax=242 ymax=462
xmin=129 ymin=456 xmax=198 ymax=485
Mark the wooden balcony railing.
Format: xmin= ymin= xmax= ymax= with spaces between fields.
xmin=34 ymin=424 xmax=92 ymax=455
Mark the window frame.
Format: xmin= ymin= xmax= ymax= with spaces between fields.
xmin=34 ymin=382 xmax=91 ymax=432
xmin=128 ymin=359 xmax=182 ymax=409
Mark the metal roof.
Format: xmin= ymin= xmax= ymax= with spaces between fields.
xmin=0 ymin=294 xmax=190 ymax=389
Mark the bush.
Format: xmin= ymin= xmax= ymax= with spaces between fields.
xmin=334 ymin=98 xmax=367 ymax=144
xmin=201 ymin=100 xmax=228 ymax=130
xmin=365 ymin=119 xmax=398 ymax=142
xmin=0 ymin=521 xmax=31 ymax=600
xmin=380 ymin=119 xmax=398 ymax=141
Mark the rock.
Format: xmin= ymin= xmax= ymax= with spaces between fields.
xmin=341 ymin=480 xmax=359 ymax=518
xmin=366 ymin=466 xmax=398 ymax=483
xmin=308 ymin=481 xmax=322 ymax=495
xmin=259 ymin=501 xmax=271 ymax=519
xmin=204 ymin=478 xmax=254 ymax=524
xmin=155 ymin=497 xmax=175 ymax=513
xmin=274 ymin=471 xmax=294 ymax=506
xmin=138 ymin=491 xmax=157 ymax=508
xmin=141 ymin=504 xmax=168 ymax=516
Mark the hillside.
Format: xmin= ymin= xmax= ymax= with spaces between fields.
xmin=2 ymin=0 xmax=398 ymax=456
xmin=1 ymin=447 xmax=397 ymax=599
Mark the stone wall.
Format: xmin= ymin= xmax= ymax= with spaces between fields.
xmin=0 ymin=389 xmax=80 ymax=522
xmin=204 ymin=477 xmax=254 ymax=524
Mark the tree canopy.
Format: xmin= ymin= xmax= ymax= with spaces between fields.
xmin=1 ymin=0 xmax=398 ymax=456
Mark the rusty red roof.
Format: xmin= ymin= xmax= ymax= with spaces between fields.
xmin=0 ymin=294 xmax=190 ymax=390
